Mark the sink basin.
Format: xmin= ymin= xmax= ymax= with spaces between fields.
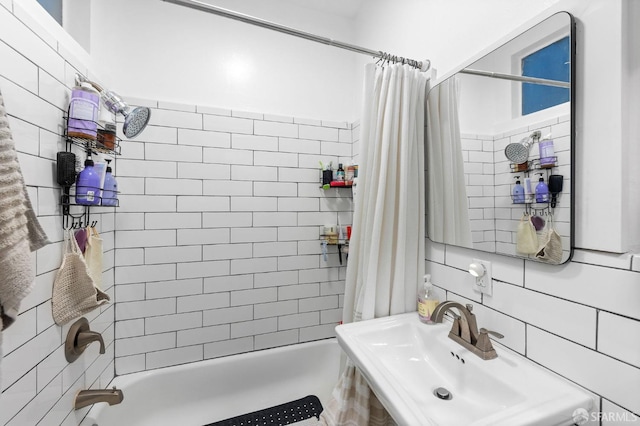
xmin=336 ymin=313 xmax=593 ymax=426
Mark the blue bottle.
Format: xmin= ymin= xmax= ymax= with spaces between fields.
xmin=513 ymin=177 xmax=525 ymax=204
xmin=75 ymin=156 xmax=101 ymax=205
xmin=535 ymin=174 xmax=549 ymax=203
xmin=101 ymin=159 xmax=118 ymax=206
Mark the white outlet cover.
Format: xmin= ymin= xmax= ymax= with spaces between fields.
xmin=471 ymin=258 xmax=493 ymax=296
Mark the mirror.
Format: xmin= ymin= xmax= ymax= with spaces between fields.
xmin=426 ymin=12 xmax=575 ymax=264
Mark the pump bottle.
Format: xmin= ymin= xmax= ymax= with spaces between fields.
xmin=75 ymin=156 xmax=101 ymax=205
xmin=418 ymin=274 xmax=439 ymax=324
xmin=535 ymin=173 xmax=549 ymax=203
xmin=101 ymin=159 xmax=118 ymax=206
xmin=512 ymin=177 xmax=525 ymax=204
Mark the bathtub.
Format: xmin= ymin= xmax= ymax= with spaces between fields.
xmin=81 ymin=339 xmax=342 ymax=426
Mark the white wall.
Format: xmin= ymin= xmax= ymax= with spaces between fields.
xmin=88 ymin=0 xmax=361 ymax=122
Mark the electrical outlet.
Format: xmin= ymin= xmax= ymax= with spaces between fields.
xmin=471 ymin=258 xmax=493 ymax=296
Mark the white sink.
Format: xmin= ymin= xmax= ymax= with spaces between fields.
xmin=335 ymin=313 xmax=593 ymax=426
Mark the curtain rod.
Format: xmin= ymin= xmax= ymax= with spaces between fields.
xmin=162 ymin=0 xmax=430 ymax=71
xmin=460 ymin=69 xmax=571 ymax=88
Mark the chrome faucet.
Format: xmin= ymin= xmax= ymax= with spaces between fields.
xmin=74 ymin=387 xmax=124 ymax=410
xmin=431 ymin=301 xmax=503 ymax=360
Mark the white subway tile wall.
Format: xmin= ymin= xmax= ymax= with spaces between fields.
xmin=111 ymin=100 xmax=354 ymax=377
xmin=0 ymin=4 xmax=117 ymax=425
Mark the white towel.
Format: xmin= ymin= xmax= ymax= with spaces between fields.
xmin=0 ymin=89 xmax=50 ymax=387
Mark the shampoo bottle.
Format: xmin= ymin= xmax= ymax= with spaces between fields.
xmin=101 ymin=159 xmax=118 ymax=206
xmin=418 ymin=274 xmax=439 ymax=324
xmin=512 ymin=177 xmax=525 ymax=204
xmin=75 ymin=156 xmax=101 ymax=205
xmin=535 ymin=173 xmax=549 ymax=203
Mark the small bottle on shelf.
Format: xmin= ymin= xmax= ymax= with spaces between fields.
xmin=336 ymin=163 xmax=345 ymax=181
xmin=345 ymin=161 xmax=355 ymax=184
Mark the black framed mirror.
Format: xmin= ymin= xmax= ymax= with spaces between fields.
xmin=426 ymin=11 xmax=575 ymax=264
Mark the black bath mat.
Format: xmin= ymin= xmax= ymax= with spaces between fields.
xmin=206 ymin=395 xmax=323 ymax=426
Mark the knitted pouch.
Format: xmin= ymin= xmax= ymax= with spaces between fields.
xmin=536 ymin=219 xmax=563 ymax=263
xmin=516 ymin=214 xmax=538 ymax=255
xmin=52 ymin=230 xmax=109 ymax=325
xmin=84 ymin=226 xmax=103 ymax=290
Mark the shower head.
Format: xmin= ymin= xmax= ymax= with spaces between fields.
xmin=504 ymin=137 xmax=533 ymax=163
xmin=99 ymin=88 xmax=151 ymax=139
xmin=504 ymin=131 xmax=541 ymax=163
xmin=75 ymin=74 xmax=151 ymax=139
xmin=122 ymin=106 xmax=151 ymax=139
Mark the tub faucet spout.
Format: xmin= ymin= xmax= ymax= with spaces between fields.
xmin=74 ymin=387 xmax=124 ymax=410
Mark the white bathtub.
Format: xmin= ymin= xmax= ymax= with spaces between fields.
xmin=81 ymin=339 xmax=342 ymax=426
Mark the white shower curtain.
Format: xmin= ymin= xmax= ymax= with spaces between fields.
xmin=319 ymin=63 xmax=428 ymax=426
xmin=426 ymin=76 xmax=472 ymax=247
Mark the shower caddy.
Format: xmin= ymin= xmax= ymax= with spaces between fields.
xmin=509 ymin=155 xmax=559 ymax=216
xmin=59 ymin=112 xmax=121 ymax=230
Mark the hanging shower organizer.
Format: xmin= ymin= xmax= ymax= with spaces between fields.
xmin=509 ymin=155 xmax=559 ymax=216
xmin=60 ymin=113 xmax=121 ymax=230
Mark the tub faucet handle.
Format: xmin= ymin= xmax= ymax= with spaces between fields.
xmin=77 ymin=330 xmax=105 ymax=354
xmin=65 ymin=317 xmax=106 ymax=362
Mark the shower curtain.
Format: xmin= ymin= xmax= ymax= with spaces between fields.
xmin=319 ymin=63 xmax=428 ymax=426
xmin=426 ymin=76 xmax=472 ymax=247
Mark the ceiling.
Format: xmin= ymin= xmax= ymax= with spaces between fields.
xmin=287 ymin=0 xmax=365 ymax=18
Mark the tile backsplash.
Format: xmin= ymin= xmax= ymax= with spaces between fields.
xmin=426 ymin=243 xmax=640 ymax=419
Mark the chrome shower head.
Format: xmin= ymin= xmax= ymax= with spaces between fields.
xmin=122 ymin=106 xmax=151 ymax=139
xmin=504 ymin=131 xmax=541 ymax=163
xmin=101 ymin=90 xmax=151 ymax=139
xmin=504 ymin=137 xmax=532 ymax=163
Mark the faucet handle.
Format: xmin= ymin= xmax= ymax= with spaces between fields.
xmin=465 ymin=303 xmax=473 ymax=312
xmin=65 ymin=318 xmax=106 ymax=362
xmin=77 ymin=331 xmax=106 ymax=354
xmin=476 ymin=328 xmax=503 ymax=355
xmin=479 ymin=327 xmax=504 ymax=339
